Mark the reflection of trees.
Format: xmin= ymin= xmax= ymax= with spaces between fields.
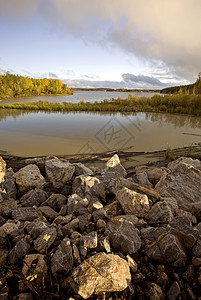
xmin=0 ymin=109 xmax=200 ymax=130
xmin=145 ymin=112 xmax=201 ymax=129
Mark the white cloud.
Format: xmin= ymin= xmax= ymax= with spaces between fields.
xmin=1 ymin=0 xmax=201 ymax=82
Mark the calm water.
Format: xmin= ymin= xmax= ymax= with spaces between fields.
xmin=0 ymin=109 xmax=200 ymax=158
xmin=0 ymin=91 xmax=160 ymax=105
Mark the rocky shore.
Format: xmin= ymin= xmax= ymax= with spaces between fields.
xmin=0 ymin=154 xmax=201 ymax=299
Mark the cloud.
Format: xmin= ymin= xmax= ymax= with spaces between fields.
xmin=1 ymin=0 xmax=201 ymax=82
xmin=63 ymin=73 xmax=174 ymax=89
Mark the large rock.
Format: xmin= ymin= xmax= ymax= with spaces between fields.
xmin=45 ymin=158 xmax=75 ymax=183
xmin=144 ymin=217 xmax=199 ymax=267
xmin=51 ymin=237 xmax=73 ymax=278
xmin=106 ymin=215 xmax=141 ymax=255
xmin=0 ymin=199 xmax=18 ymax=215
xmin=116 ymin=187 xmax=149 ymax=217
xmin=0 ymin=157 xmax=6 ymax=184
xmin=72 ymin=175 xmax=105 ymax=203
xmin=20 ymin=188 xmax=48 ymax=207
xmin=73 ymin=162 xmax=93 ymax=176
xmin=155 ymin=158 xmax=201 ymax=210
xmin=26 ymin=218 xmax=49 ymax=239
xmin=14 ymin=165 xmax=45 ymax=194
xmin=70 ymin=252 xmax=131 ymax=299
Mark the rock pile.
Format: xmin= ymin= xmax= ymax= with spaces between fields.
xmin=0 ymin=155 xmax=201 ymax=299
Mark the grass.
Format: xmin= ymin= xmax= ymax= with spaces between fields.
xmin=0 ymin=94 xmax=201 ymax=116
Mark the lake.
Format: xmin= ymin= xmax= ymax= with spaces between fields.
xmin=0 ymin=90 xmax=161 ymax=105
xmin=0 ymin=109 xmax=201 ymax=160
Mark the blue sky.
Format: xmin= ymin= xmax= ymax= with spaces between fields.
xmin=0 ymin=0 xmax=201 ymax=89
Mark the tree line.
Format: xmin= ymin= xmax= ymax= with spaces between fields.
xmin=0 ymin=73 xmax=73 ymax=98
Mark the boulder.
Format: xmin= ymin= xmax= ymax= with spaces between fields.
xmin=106 ymin=215 xmax=141 ymax=255
xmin=155 ymin=158 xmax=201 ymax=210
xmin=51 ymin=237 xmax=73 ymax=278
xmin=70 ymin=252 xmax=131 ymax=299
xmin=72 ymin=175 xmax=105 ymax=203
xmin=116 ymin=187 xmax=149 ymax=217
xmin=14 ymin=164 xmax=45 ymax=194
xmin=45 ymin=158 xmax=75 ymax=183
xmin=20 ymin=188 xmax=48 ymax=207
xmin=34 ymin=227 xmax=57 ymax=254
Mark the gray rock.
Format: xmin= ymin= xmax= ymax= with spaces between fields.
xmin=62 ymin=218 xmax=79 ymax=236
xmin=147 ymin=167 xmax=166 ymax=186
xmin=8 ymin=235 xmax=32 ymax=264
xmin=51 ymin=237 xmax=73 ymax=277
xmin=41 ymin=193 xmax=67 ymax=212
xmin=145 ymin=201 xmax=174 ymax=223
xmin=0 ymin=199 xmax=18 ymax=215
xmin=4 ymin=169 xmax=17 ymax=199
xmin=53 ymin=214 xmax=72 ymax=226
xmin=45 ymin=158 xmax=75 ymax=183
xmin=192 ymin=238 xmax=201 ymax=257
xmin=106 ymin=215 xmax=141 ymax=255
xmin=167 ymin=281 xmax=181 ymax=300
xmin=72 ymin=175 xmax=105 ymax=203
xmin=19 ymin=254 xmax=48 ymax=292
xmin=135 ymin=171 xmax=153 ymax=188
xmin=140 ymin=226 xmax=167 ymax=246
xmin=92 ymin=201 xmax=122 ymax=222
xmin=116 ymin=187 xmax=149 ymax=217
xmin=20 ymin=188 xmax=48 ymax=207
xmin=67 ymin=193 xmax=88 ymax=216
xmin=14 ymin=164 xmax=46 ymax=194
xmin=80 ymin=231 xmax=98 ymax=249
xmin=145 ymin=282 xmax=165 ymax=300
xmin=34 ymin=227 xmax=57 ymax=253
xmin=12 ymin=207 xmax=43 ymax=221
xmin=175 ymin=208 xmax=197 ymax=225
xmin=26 ymin=218 xmax=49 ymax=239
xmin=73 ymin=162 xmax=94 ymax=176
xmin=39 ymin=206 xmax=58 ymax=221
xmin=70 ymin=252 xmax=131 ymax=299
xmin=155 ymin=158 xmax=201 ymax=210
xmin=168 ymin=156 xmax=201 ymax=171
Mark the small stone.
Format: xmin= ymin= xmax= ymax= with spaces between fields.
xmin=145 ymin=201 xmax=173 ymax=223
xmin=96 ymin=219 xmax=106 ymax=229
xmin=167 ymin=281 xmax=181 ymax=300
xmin=67 ymin=193 xmax=88 ymax=216
xmin=80 ymin=231 xmax=98 ymax=249
xmin=126 ymin=255 xmax=138 ymax=273
xmin=34 ymin=227 xmax=57 ymax=254
xmin=73 ymin=245 xmax=81 ymax=264
xmin=145 ymin=282 xmax=165 ymax=300
xmin=73 ymin=162 xmax=93 ymax=176
xmin=53 ymin=214 xmax=72 ymax=226
xmin=39 ymin=206 xmax=58 ymax=221
xmin=8 ymin=235 xmax=32 ymax=264
xmin=26 ymin=219 xmax=48 ymax=239
xmin=42 ymin=193 xmax=67 ymax=212
xmin=62 ymin=218 xmax=79 ymax=236
xmin=79 ymin=246 xmax=87 ymax=258
xmin=192 ymin=257 xmax=201 ymax=266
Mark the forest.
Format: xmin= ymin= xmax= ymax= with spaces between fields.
xmin=0 ymin=73 xmax=73 ymax=98
xmin=161 ymin=73 xmax=201 ymax=94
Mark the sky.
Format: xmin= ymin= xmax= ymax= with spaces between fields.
xmin=0 ymin=0 xmax=201 ymax=89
